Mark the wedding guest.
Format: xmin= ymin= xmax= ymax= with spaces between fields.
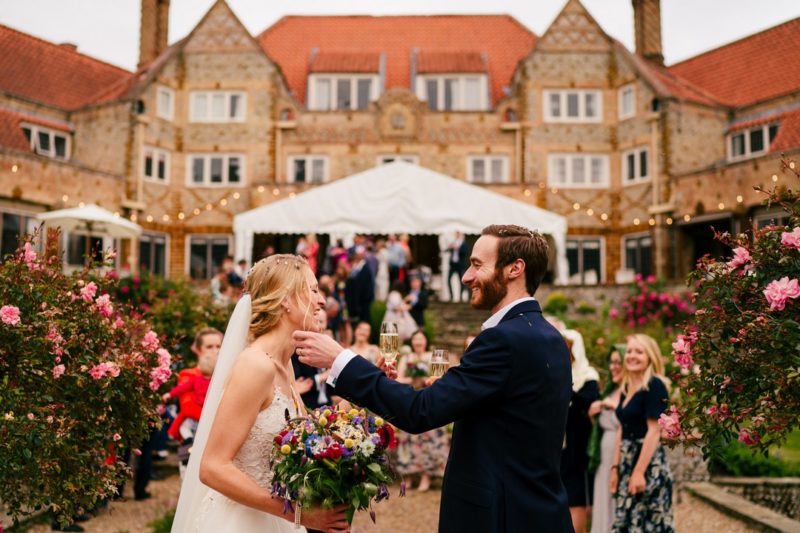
xmin=560 ymin=329 xmax=599 ymax=533
xmin=610 ymin=334 xmax=674 ymax=532
xmin=303 ymin=233 xmax=319 ymax=276
xmin=395 ymin=330 xmax=449 ymax=492
xmin=405 ymin=275 xmax=429 ymax=327
xmin=319 ymin=275 xmax=343 ymax=340
xmin=374 ymin=239 xmax=390 ymax=301
xmin=588 ymin=344 xmax=625 ymax=533
xmin=210 ymin=268 xmax=232 ymax=306
xmin=383 ymin=281 xmax=417 ymax=341
xmin=344 ymin=246 xmax=374 ymax=330
xmin=447 ymin=231 xmax=468 ymax=302
xmin=386 ymin=234 xmax=406 ymax=286
xmin=350 ymin=321 xmax=380 ymax=364
xmin=333 ymin=261 xmax=352 ymax=345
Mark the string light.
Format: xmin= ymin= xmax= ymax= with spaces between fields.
xmin=572 ymin=202 xmax=580 ymax=210
xmin=550 ymin=187 xmax=558 ymax=194
xmin=193 ymin=208 xmax=201 ymax=215
xmin=684 ymin=214 xmax=691 ymax=222
xmin=113 ymin=212 xmax=120 ymax=218
xmin=600 ymin=213 xmax=608 ymax=221
xmin=178 ymin=212 xmax=185 ymax=220
xmin=633 ymin=218 xmax=641 ymax=226
xmin=523 ymin=189 xmax=531 ymax=197
xmin=130 ymin=214 xmax=138 ymax=223
xmin=790 ymin=161 xmax=796 ymax=170
xmin=220 ymin=198 xmax=228 ymax=206
xmin=736 ymin=195 xmax=743 ymax=203
xmin=232 ymin=192 xmax=240 ymax=199
xmin=586 ymin=208 xmax=594 ymax=216
xmin=11 ymin=164 xmax=18 ymax=172
xmin=289 ymin=192 xmax=296 ymax=198
xmin=78 ymin=202 xmax=85 ymax=208
xmin=146 ymin=215 xmax=153 ymax=223
xmin=272 ymin=188 xmax=280 ymax=196
xmin=62 ymin=195 xmax=69 ymax=202
xmin=772 ymin=174 xmax=779 ymax=182
xmin=648 ymin=218 xmax=656 ymax=226
xmin=205 ymin=203 xmax=212 ymax=210
xmin=162 ymin=214 xmax=170 ymax=222
xmin=538 ymin=182 xmax=546 ymax=189
xmin=257 ymin=185 xmax=265 ymax=193
xmin=718 ymin=202 xmax=725 ymax=210
xmin=666 ymin=217 xmax=673 ymax=225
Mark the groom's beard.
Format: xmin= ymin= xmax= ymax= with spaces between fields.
xmin=470 ymin=268 xmax=508 ymax=310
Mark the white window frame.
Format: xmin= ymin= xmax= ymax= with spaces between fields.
xmin=139 ymin=231 xmax=170 ymax=278
xmin=416 ymin=74 xmax=489 ymax=111
xmin=189 ymin=91 xmax=247 ymax=123
xmin=547 ymin=154 xmax=609 ymax=188
xmin=156 ymin=86 xmax=174 ymax=121
xmin=467 ymin=156 xmax=509 ymax=184
xmin=1 ymin=208 xmax=39 ymax=262
xmin=185 ymin=234 xmax=233 ymax=280
xmin=566 ymin=236 xmax=605 ymax=286
xmin=543 ymin=89 xmax=603 ymax=123
xmin=621 ymin=232 xmax=652 ymax=276
xmin=622 ymin=147 xmax=650 ymax=185
xmin=21 ymin=123 xmax=70 ymax=159
xmin=307 ymin=74 xmax=380 ymax=111
xmin=288 ymin=156 xmax=329 ymax=184
xmin=377 ymin=155 xmax=420 ymax=166
xmin=618 ymin=84 xmax=635 ymax=120
xmin=753 ymin=209 xmax=791 ymax=230
xmin=143 ymin=146 xmax=170 ymax=184
xmin=186 ymin=154 xmax=245 ymax=187
xmin=727 ymin=123 xmax=779 ymax=162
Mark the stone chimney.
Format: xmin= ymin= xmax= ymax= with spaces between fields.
xmin=632 ymin=0 xmax=664 ymax=65
xmin=138 ymin=0 xmax=170 ymax=69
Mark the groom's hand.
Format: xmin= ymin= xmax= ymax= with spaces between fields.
xmin=293 ymin=331 xmax=343 ymax=369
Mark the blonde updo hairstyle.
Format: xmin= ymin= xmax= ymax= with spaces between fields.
xmin=245 ymin=254 xmax=314 ymax=339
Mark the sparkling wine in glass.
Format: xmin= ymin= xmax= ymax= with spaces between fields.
xmin=430 ymin=349 xmax=450 ymax=378
xmin=379 ymin=322 xmax=399 ymax=364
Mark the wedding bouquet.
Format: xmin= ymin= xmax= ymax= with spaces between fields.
xmin=270 ymin=405 xmax=402 ymax=524
xmin=405 ymin=361 xmax=429 ymax=378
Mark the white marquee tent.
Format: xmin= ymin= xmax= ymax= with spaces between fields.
xmin=234 ymin=162 xmax=568 ymax=286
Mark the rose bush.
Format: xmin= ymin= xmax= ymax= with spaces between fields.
xmin=0 ymin=231 xmax=171 ymax=526
xmin=664 ymin=158 xmax=800 ymax=457
xmin=610 ymin=274 xmax=694 ymax=331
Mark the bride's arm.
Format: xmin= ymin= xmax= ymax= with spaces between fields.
xmin=198 ymin=348 xmax=284 ymax=515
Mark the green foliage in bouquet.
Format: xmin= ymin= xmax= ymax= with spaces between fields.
xmin=270 ymin=406 xmax=401 ymax=524
xmin=0 ymin=231 xmax=172 ymax=526
xmin=109 ymin=271 xmax=231 ymax=365
xmin=662 ymin=158 xmax=800 ymax=458
xmin=404 ymin=361 xmax=429 ymax=379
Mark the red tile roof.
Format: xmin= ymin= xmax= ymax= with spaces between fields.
xmin=669 ymin=17 xmax=800 ymax=107
xmin=258 ymin=15 xmax=535 ymax=107
xmin=0 ymin=24 xmax=131 ymax=110
xmin=417 ymin=51 xmax=487 ymax=74
xmin=309 ymin=51 xmax=382 ymax=73
xmin=769 ymin=109 xmax=800 ymax=152
xmin=0 ymin=107 xmax=72 ymax=152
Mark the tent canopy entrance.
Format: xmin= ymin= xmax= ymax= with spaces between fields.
xmin=234 ymin=162 xmax=568 ymax=285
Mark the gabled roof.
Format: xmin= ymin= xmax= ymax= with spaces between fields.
xmin=0 ymin=107 xmax=72 ymax=153
xmin=309 ymin=51 xmax=381 ymax=73
xmin=257 ymin=15 xmax=535 ymax=107
xmin=669 ymin=17 xmax=800 ymax=107
xmin=0 ymin=24 xmax=130 ymax=110
xmin=417 ymin=51 xmax=486 ymax=74
xmin=728 ymin=108 xmax=800 ymax=153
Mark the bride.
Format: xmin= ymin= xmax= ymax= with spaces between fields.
xmin=172 ymin=254 xmax=350 ymax=532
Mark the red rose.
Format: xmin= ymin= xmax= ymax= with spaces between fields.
xmin=326 ymin=443 xmax=343 ymax=460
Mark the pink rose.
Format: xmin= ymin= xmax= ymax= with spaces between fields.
xmin=133 ymin=448 xmax=142 ymax=456
xmin=113 ymin=433 xmax=122 ymax=442
xmin=52 ymin=364 xmax=66 ymax=379
xmin=156 ymin=348 xmax=171 ymax=368
xmin=95 ymin=294 xmax=113 ymax=317
xmin=22 ymin=242 xmax=38 ymax=269
xmin=781 ymin=227 xmax=800 ymax=250
xmin=0 ymin=305 xmax=20 ymax=326
xmin=609 ymin=308 xmax=619 ymax=319
xmin=763 ymin=277 xmax=800 ymax=311
xmin=672 ymin=335 xmax=694 ymax=370
xmin=658 ymin=406 xmax=681 ymax=439
xmin=80 ymin=281 xmax=98 ymax=302
xmin=738 ymin=428 xmax=760 ymax=446
xmin=727 ymin=247 xmax=753 ymax=271
xmin=89 ymin=365 xmax=106 ymax=380
xmin=142 ymin=330 xmax=160 ymax=351
xmin=27 ymin=413 xmax=35 ymax=420
xmin=149 ymin=365 xmax=172 ymax=391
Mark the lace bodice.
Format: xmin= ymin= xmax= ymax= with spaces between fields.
xmin=232 ymin=388 xmax=298 ymax=489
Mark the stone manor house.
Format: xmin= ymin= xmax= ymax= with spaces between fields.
xmin=1 ymin=0 xmax=798 ymax=283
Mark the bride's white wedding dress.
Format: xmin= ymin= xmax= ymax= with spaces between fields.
xmin=192 ymin=388 xmax=306 ymax=533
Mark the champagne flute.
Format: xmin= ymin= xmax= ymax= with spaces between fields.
xmin=430 ymin=349 xmax=450 ymax=378
xmin=379 ymin=322 xmax=399 ymax=365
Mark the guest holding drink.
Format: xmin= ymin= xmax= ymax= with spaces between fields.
xmin=588 ymin=344 xmax=625 ymax=533
xmin=395 ymin=330 xmax=449 ymax=492
xmin=610 ymin=334 xmax=674 ymax=532
xmin=560 ymin=329 xmax=599 ymax=533
xmin=350 ymin=321 xmax=380 ymax=364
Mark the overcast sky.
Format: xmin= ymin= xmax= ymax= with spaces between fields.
xmin=3 ymin=0 xmax=799 ymax=71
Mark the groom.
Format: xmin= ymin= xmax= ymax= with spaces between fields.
xmin=295 ymin=225 xmax=573 ymax=532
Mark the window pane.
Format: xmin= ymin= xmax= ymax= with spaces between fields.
xmin=211 ymin=240 xmax=229 ymax=277
xmin=1 ymin=213 xmax=21 ymax=259
xmin=444 ymin=79 xmax=456 ymax=111
xmin=426 ymin=79 xmax=438 ymax=111
xmin=54 ymin=135 xmax=67 ymax=158
xmin=582 ymin=240 xmax=601 ymax=285
xmin=157 ymin=153 xmax=166 ymax=180
xmin=553 ymin=157 xmax=567 ymax=184
xmin=639 ymin=237 xmax=652 ymax=277
xmin=22 ymin=127 xmax=31 ymax=144
xmin=590 ymin=157 xmax=604 ymax=184
xmin=750 ymin=128 xmax=764 ymax=153
xmin=585 ymin=93 xmax=597 ymax=118
xmin=139 ymin=238 xmax=152 ymax=273
xmin=67 ymin=235 xmax=102 ymax=265
xmin=293 ymin=159 xmax=306 ymax=183
xmin=315 ymin=79 xmax=331 ymax=111
xmin=210 ymin=157 xmax=223 ymax=183
xmin=145 ymin=151 xmax=154 ymax=178
xmin=336 ymin=79 xmax=352 ymax=110
xmin=158 ymin=90 xmax=171 ymax=117
xmin=189 ymin=240 xmax=208 ymax=280
xmin=732 ymin=133 xmax=745 ymax=156
xmin=211 ymin=93 xmax=226 ymax=119
xmin=153 ymin=239 xmax=166 ymax=277
xmin=194 ymin=94 xmax=207 ymax=119
xmin=192 ymin=157 xmax=204 ymax=184
xmin=229 ymin=94 xmax=242 ymax=119
xmin=768 ymin=124 xmax=779 ymax=143
xmin=549 ymin=93 xmax=561 ymax=118
xmin=621 ymin=88 xmax=633 ymax=116
xmin=490 ymin=158 xmax=504 ymax=183
xmin=625 ymin=239 xmax=638 ymax=271
xmin=572 ymin=157 xmax=585 ymax=184
xmin=567 ymin=93 xmax=579 ymax=117
xmin=311 ymin=159 xmax=324 ymax=183
xmin=472 ymin=159 xmax=486 ymax=182
xmin=639 ymin=150 xmax=648 ymax=178
xmin=626 ymin=153 xmax=635 ymax=181
xmin=38 ymin=131 xmax=51 ymax=152
xmin=228 ymin=157 xmax=240 ymax=183
xmin=464 ymin=78 xmax=481 ymax=110
xmin=566 ymin=240 xmax=580 ymax=277
xmin=356 ymin=79 xmax=371 ymax=110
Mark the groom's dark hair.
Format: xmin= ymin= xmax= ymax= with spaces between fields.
xmin=481 ymin=225 xmax=549 ymax=295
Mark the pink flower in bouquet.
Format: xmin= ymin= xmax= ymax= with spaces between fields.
xmin=80 ymin=282 xmax=98 ymax=302
xmin=672 ymin=335 xmax=694 ymax=370
xmin=0 ymin=305 xmax=20 ymax=326
xmin=52 ymin=364 xmax=65 ymax=379
xmin=142 ymin=330 xmax=160 ymax=351
xmin=658 ymin=406 xmax=681 ymax=438
xmin=95 ymin=294 xmax=113 ymax=317
xmin=727 ymin=247 xmax=753 ymax=271
xmin=763 ymin=277 xmax=800 ymax=311
xmin=738 ymin=428 xmax=760 ymax=446
xmin=781 ymin=227 xmax=800 ymax=250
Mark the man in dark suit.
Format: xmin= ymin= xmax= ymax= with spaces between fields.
xmin=447 ymin=231 xmax=469 ymax=302
xmin=295 ymin=225 xmax=573 ymax=533
xmin=291 ymin=354 xmax=332 ymax=410
xmin=344 ymin=245 xmax=375 ymax=328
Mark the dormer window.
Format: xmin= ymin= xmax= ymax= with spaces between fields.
xmin=21 ymin=124 xmax=70 ymax=159
xmin=727 ymin=123 xmax=779 ymax=161
xmin=416 ymin=75 xmax=488 ymax=111
xmin=308 ymin=74 xmax=379 ymax=111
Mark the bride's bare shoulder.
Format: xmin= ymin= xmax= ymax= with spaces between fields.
xmin=229 ymin=347 xmax=277 ymax=382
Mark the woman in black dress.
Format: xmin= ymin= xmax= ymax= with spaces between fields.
xmin=560 ymin=329 xmax=600 ymax=533
xmin=610 ymin=334 xmax=674 ymax=532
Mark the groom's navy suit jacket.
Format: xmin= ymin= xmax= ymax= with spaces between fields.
xmin=333 ymin=300 xmax=573 ymax=532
